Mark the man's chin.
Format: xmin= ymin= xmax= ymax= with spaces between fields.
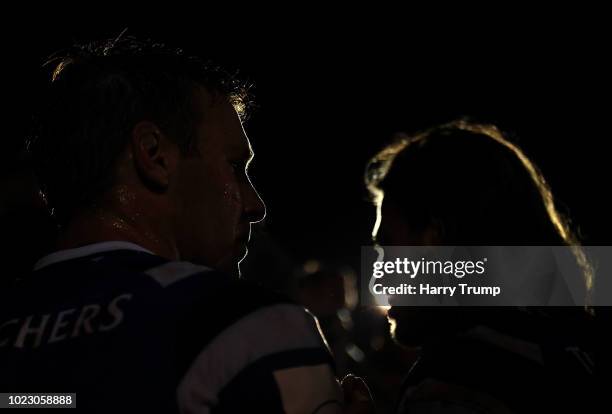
xmin=215 ymin=259 xmax=240 ymax=277
xmin=216 ymin=249 xmax=246 ymax=277
xmin=238 ymin=245 xmax=249 ymax=263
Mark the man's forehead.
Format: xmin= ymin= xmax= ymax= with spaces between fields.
xmin=193 ymin=84 xmax=244 ymax=123
xmin=220 ymin=106 xmax=254 ymax=160
xmin=193 ymin=86 xmax=253 ymax=158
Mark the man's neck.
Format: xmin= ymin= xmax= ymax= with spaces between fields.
xmin=56 ymin=207 xmax=179 ymax=261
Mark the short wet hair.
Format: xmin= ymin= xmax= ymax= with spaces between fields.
xmin=28 ymin=34 xmax=251 ymax=225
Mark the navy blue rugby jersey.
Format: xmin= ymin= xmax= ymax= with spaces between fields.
xmin=0 ymin=242 xmax=342 ymax=413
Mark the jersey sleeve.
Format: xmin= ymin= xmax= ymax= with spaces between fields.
xmin=176 ymin=303 xmax=343 ymax=414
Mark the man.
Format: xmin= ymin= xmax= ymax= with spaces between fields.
xmin=0 ymin=36 xmax=349 ymax=413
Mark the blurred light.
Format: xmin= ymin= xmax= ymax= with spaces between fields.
xmin=303 ymin=259 xmax=320 ymax=274
xmin=341 ymin=268 xmax=358 ymax=310
xmin=336 ymin=308 xmax=354 ymax=330
xmin=370 ymin=336 xmax=386 ymax=351
xmin=345 ymin=343 xmax=365 ymax=363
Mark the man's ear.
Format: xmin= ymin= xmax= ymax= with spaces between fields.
xmin=130 ymin=121 xmax=178 ymax=192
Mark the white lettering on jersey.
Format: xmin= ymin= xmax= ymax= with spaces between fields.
xmin=0 ymin=293 xmax=133 ymax=348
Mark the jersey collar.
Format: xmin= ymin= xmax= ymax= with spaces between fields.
xmin=33 ymin=241 xmax=154 ymax=271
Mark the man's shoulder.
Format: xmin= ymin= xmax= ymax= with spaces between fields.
xmin=0 ymin=248 xmax=336 ymax=412
xmin=0 ymin=248 xmax=294 ymax=350
xmin=8 ymin=249 xmax=286 ymax=311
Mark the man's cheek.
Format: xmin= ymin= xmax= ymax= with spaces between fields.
xmin=222 ymin=182 xmax=242 ymax=206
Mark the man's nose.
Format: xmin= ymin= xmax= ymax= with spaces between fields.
xmin=243 ymin=181 xmax=266 ymax=224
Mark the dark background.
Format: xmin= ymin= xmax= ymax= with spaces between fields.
xmin=4 ymin=17 xmax=610 ymax=261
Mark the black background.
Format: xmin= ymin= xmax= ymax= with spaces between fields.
xmin=3 ymin=13 xmax=611 ymax=269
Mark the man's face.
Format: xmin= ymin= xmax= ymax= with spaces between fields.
xmin=173 ymin=89 xmax=265 ymax=274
